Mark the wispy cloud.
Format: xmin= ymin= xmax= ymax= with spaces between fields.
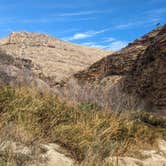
xmin=114 ymin=23 xmax=133 ymax=29
xmin=0 ymin=3 xmax=76 ymax=10
xmin=57 ymin=10 xmax=110 ymax=17
xmin=81 ymin=42 xmax=108 ymax=49
xmin=22 ymin=18 xmax=51 ymax=24
xmin=145 ymin=7 xmax=166 ymax=15
xmin=63 ymin=29 xmax=109 ymax=41
xmin=103 ymin=37 xmax=116 ymax=42
xmin=15 ymin=16 xmax=96 ymax=24
xmin=82 ymin=38 xmax=128 ymax=51
xmin=55 ymin=28 xmax=79 ymax=34
xmin=106 ymin=40 xmax=127 ymax=50
xmin=114 ymin=17 xmax=161 ymax=30
xmin=0 ymin=9 xmax=108 ymax=25
xmin=114 ymin=7 xmax=166 ymax=30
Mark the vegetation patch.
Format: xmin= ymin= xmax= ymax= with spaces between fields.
xmin=0 ymin=86 xmax=165 ymax=165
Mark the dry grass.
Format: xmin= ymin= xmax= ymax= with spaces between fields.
xmin=0 ymin=86 xmax=165 ymax=165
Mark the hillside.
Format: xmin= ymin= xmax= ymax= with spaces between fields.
xmin=62 ymin=25 xmax=166 ymax=114
xmin=0 ymin=27 xmax=165 ymax=112
xmin=0 ymin=32 xmax=111 ymax=88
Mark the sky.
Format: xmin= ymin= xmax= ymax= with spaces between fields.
xmin=0 ymin=0 xmax=166 ymax=50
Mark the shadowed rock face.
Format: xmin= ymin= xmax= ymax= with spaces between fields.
xmin=64 ymin=25 xmax=166 ymax=113
xmin=0 ymin=32 xmax=111 ymax=88
xmin=73 ymin=26 xmax=165 ymax=82
xmin=124 ymin=28 xmax=166 ymax=111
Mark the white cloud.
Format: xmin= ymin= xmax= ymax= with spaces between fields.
xmin=63 ymin=29 xmax=109 ymax=41
xmin=104 ymin=37 xmax=116 ymax=42
xmin=106 ymin=41 xmax=127 ymax=50
xmin=72 ymin=33 xmax=91 ymax=40
xmin=82 ymin=42 xmax=107 ymax=49
xmin=81 ymin=42 xmax=96 ymax=46
xmin=82 ymin=39 xmax=128 ymax=51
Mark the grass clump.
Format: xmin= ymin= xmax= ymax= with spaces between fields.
xmin=0 ymin=86 xmax=165 ymax=165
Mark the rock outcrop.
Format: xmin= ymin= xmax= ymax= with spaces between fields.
xmin=0 ymin=141 xmax=75 ymax=166
xmin=62 ymin=25 xmax=166 ymax=113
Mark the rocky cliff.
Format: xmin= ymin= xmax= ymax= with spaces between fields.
xmin=63 ymin=25 xmax=166 ymax=114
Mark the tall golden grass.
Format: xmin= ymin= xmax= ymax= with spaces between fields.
xmin=0 ymin=86 xmax=165 ymax=165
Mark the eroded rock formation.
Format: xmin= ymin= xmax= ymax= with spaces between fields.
xmin=63 ymin=25 xmax=166 ymax=113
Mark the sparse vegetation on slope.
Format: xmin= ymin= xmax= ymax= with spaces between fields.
xmin=0 ymin=86 xmax=165 ymax=165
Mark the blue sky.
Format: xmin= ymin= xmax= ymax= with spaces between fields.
xmin=0 ymin=0 xmax=166 ymax=50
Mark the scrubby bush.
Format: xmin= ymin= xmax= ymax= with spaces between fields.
xmin=0 ymin=86 xmax=165 ymax=165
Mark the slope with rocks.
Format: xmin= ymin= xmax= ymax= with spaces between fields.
xmin=63 ymin=25 xmax=166 ymax=113
xmin=0 ymin=32 xmax=111 ymax=88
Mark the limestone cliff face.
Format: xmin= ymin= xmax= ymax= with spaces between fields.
xmin=63 ymin=25 xmax=166 ymax=113
xmin=0 ymin=32 xmax=110 ymax=88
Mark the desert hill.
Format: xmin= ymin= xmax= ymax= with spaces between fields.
xmin=0 ymin=32 xmax=111 ymax=88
